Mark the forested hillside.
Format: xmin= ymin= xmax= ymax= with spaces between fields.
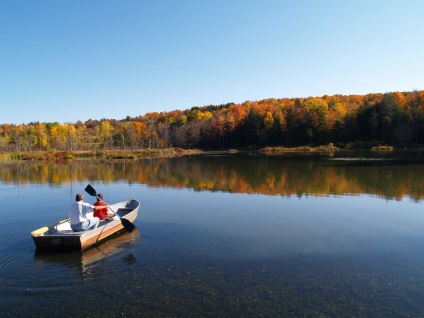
xmin=1 ymin=90 xmax=423 ymax=151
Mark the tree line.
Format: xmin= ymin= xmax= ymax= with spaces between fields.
xmin=1 ymin=90 xmax=424 ymax=151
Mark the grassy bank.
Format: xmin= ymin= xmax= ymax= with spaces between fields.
xmin=0 ymin=148 xmax=202 ymax=161
xmin=0 ymin=144 xmax=398 ymax=161
xmin=259 ymin=144 xmax=340 ymax=153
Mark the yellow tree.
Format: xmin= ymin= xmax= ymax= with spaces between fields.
xmin=202 ymin=110 xmax=213 ymax=121
xmin=96 ymin=121 xmax=114 ymax=149
xmin=304 ymin=98 xmax=329 ymax=141
xmin=35 ymin=123 xmax=48 ymax=150
xmin=77 ymin=125 xmax=89 ymax=150
xmin=10 ymin=124 xmax=37 ymax=151
xmin=263 ymin=111 xmax=275 ymax=144
xmin=27 ymin=125 xmax=38 ymax=149
xmin=64 ymin=124 xmax=78 ymax=150
xmin=263 ymin=111 xmax=274 ymax=131
xmin=16 ymin=124 xmax=30 ymax=150
xmin=189 ymin=109 xmax=204 ymax=121
xmin=49 ymin=124 xmax=68 ymax=150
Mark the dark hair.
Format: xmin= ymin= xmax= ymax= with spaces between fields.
xmin=97 ymin=193 xmax=103 ymax=201
xmin=76 ymin=193 xmax=83 ymax=201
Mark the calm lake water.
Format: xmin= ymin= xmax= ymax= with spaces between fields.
xmin=1 ymin=152 xmax=424 ymax=317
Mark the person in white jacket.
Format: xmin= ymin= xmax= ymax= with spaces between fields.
xmin=68 ymin=193 xmax=106 ymax=232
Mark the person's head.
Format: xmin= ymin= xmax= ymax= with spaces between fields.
xmin=97 ymin=193 xmax=103 ymax=201
xmin=76 ymin=193 xmax=84 ymax=202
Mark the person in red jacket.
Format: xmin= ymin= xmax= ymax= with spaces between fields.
xmin=93 ymin=193 xmax=115 ymax=220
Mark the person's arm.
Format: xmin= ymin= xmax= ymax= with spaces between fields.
xmin=91 ymin=202 xmax=109 ymax=210
xmin=93 ymin=204 xmax=108 ymax=210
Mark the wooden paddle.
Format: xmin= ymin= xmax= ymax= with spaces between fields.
xmin=84 ymin=184 xmax=136 ymax=233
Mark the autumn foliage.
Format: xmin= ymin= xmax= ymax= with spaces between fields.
xmin=1 ymin=90 xmax=424 ymax=151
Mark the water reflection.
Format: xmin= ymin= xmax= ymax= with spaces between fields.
xmin=32 ymin=230 xmax=141 ymax=286
xmin=82 ymin=231 xmax=140 ymax=266
xmin=1 ymin=153 xmax=424 ymax=201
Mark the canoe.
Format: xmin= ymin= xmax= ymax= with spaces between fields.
xmin=31 ymin=199 xmax=140 ymax=251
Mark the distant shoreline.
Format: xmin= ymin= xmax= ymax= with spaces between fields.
xmin=0 ymin=148 xmax=198 ymax=161
xmin=0 ymin=145 xmax=399 ymax=161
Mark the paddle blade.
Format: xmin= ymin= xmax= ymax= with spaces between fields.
xmin=85 ymin=184 xmax=97 ymax=197
xmin=121 ymin=218 xmax=137 ymax=233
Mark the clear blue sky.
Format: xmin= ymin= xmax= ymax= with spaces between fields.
xmin=1 ymin=0 xmax=423 ymax=124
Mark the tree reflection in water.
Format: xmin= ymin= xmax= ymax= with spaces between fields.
xmin=1 ymin=153 xmax=423 ymax=201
